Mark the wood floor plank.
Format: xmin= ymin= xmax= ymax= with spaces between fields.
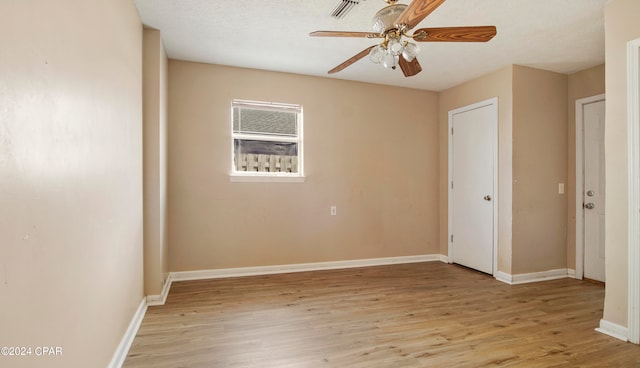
xmin=124 ymin=262 xmax=640 ymax=367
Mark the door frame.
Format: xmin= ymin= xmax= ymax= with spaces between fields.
xmin=448 ymin=97 xmax=498 ymax=275
xmin=627 ymin=37 xmax=640 ymax=344
xmin=575 ymin=93 xmax=606 ymax=280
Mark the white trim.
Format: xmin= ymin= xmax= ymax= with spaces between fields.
xmin=447 ymin=97 xmax=499 ymax=276
xmin=494 ymin=269 xmax=570 ymax=285
xmin=146 ymin=274 xmax=173 ymax=306
xmin=171 ymin=255 xmax=441 ymax=282
xmin=438 ymin=254 xmax=450 ymax=263
xmin=575 ymin=93 xmax=606 ymax=280
xmin=494 ymin=271 xmax=513 ymax=284
xmin=232 ymin=133 xmax=299 ymax=142
xmin=567 ymin=268 xmax=577 ymax=279
xmin=232 ymin=99 xmax=301 ymax=112
xmin=107 ymin=298 xmax=147 ymax=368
xmin=596 ymin=319 xmax=629 ymax=342
xmin=627 ymin=37 xmax=640 ymax=345
xmin=229 ymin=174 xmax=305 ymax=183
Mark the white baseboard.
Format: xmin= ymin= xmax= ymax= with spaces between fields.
xmin=171 ymin=254 xmax=441 ymax=282
xmin=438 ymin=254 xmax=450 ymax=263
xmin=596 ymin=319 xmax=629 ymax=341
xmin=108 ymin=298 xmax=147 ymax=368
xmin=146 ymin=274 xmax=172 ymax=306
xmin=495 ymin=268 xmax=570 ymax=285
xmin=494 ymin=271 xmax=512 ymax=284
xmin=567 ymin=268 xmax=577 ymax=279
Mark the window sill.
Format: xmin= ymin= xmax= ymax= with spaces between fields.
xmin=229 ymin=174 xmax=306 ymax=183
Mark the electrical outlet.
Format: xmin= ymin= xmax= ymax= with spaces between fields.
xmin=331 ymin=206 xmax=337 ymax=216
xmin=559 ymin=183 xmax=565 ymax=194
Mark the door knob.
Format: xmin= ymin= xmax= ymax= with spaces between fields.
xmin=483 ymin=195 xmax=492 ymax=201
xmin=584 ymin=202 xmax=595 ymax=210
xmin=586 ymin=190 xmax=595 ymax=197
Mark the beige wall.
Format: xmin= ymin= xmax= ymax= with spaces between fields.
xmin=143 ymin=28 xmax=170 ymax=296
xmin=0 ymin=0 xmax=144 ymax=367
xmin=167 ymin=61 xmax=439 ymax=271
xmin=438 ymin=66 xmax=514 ymax=273
xmin=566 ymin=65 xmax=605 ymax=270
xmin=512 ymin=66 xmax=568 ymax=274
xmin=603 ymin=0 xmax=640 ymax=327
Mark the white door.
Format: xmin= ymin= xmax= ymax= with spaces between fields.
xmin=449 ymin=100 xmax=496 ymax=275
xmin=583 ymin=99 xmax=606 ymax=282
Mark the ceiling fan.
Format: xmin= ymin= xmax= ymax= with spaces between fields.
xmin=310 ymin=0 xmax=497 ymax=77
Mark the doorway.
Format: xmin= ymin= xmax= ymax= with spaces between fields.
xmin=576 ymin=95 xmax=606 ymax=282
xmin=448 ymin=98 xmax=498 ymax=275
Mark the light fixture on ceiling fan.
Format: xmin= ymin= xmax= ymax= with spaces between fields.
xmin=310 ymin=0 xmax=497 ymax=77
xmin=368 ymin=3 xmax=421 ymax=70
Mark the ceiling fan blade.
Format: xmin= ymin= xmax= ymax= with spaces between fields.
xmin=412 ymin=26 xmax=497 ymax=42
xmin=328 ymin=46 xmax=375 ymax=74
xmin=398 ymin=55 xmax=422 ymax=77
xmin=310 ymin=31 xmax=382 ymax=38
xmin=393 ymin=0 xmax=446 ymax=30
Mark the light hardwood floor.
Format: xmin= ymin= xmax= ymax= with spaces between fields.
xmin=124 ymin=262 xmax=640 ymax=367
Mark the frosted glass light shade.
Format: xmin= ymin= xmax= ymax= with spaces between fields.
xmin=369 ymin=45 xmax=386 ymax=64
xmin=371 ymin=4 xmax=407 ymax=33
xmin=383 ymin=53 xmax=398 ymax=69
xmin=402 ymin=42 xmax=420 ymax=62
xmin=388 ymin=38 xmax=404 ymax=56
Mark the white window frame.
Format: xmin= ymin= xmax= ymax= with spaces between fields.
xmin=230 ymin=99 xmax=305 ymax=182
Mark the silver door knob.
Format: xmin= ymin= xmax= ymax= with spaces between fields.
xmin=586 ymin=190 xmax=595 ymax=197
xmin=584 ymin=203 xmax=595 ymax=209
xmin=484 ymin=195 xmax=492 ymax=201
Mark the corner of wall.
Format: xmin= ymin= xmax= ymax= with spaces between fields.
xmin=142 ymin=28 xmax=170 ymax=296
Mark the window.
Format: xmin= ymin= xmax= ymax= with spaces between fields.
xmin=231 ymin=99 xmax=304 ymax=181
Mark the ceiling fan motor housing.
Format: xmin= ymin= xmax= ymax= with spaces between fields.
xmin=371 ymin=4 xmax=407 ymax=33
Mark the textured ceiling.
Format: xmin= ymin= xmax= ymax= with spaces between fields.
xmin=133 ymin=0 xmax=606 ymax=92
